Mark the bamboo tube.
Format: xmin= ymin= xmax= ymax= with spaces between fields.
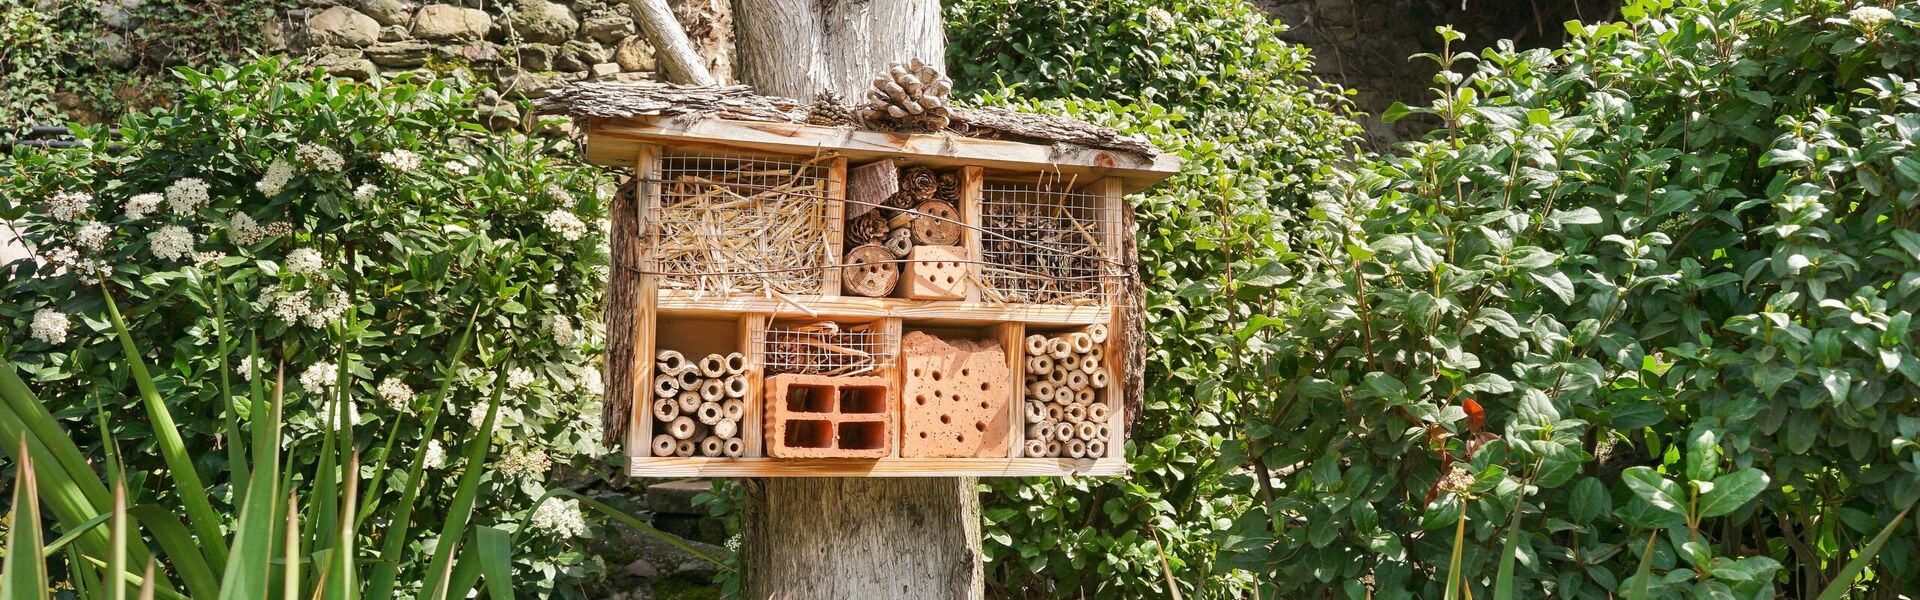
xmin=1025 ymin=401 xmax=1047 ymax=422
xmin=696 ymin=401 xmax=725 ymax=425
xmin=1027 ymin=381 xmax=1055 ymax=402
xmin=723 ymin=437 xmax=745 ymax=457
xmin=652 ymin=434 xmax=677 ymax=457
xmin=1080 ymin=356 xmax=1100 ymax=374
xmin=652 ymin=399 xmax=680 ymax=422
xmin=1026 ymin=355 xmax=1053 ymax=375
xmin=1087 ymin=439 xmax=1106 ymax=458
xmin=724 ymin=375 xmax=749 ymax=398
xmin=724 ymin=352 xmax=747 ymax=375
xmin=656 ymin=350 xmax=690 ymax=374
xmin=1088 ymin=345 xmax=1105 ymax=362
xmin=1069 ymin=332 xmax=1094 ymax=354
xmin=1096 ymin=423 xmax=1112 ymax=440
xmin=674 ymin=439 xmax=696 ymax=457
xmin=698 ymin=379 xmax=725 ymax=402
xmin=654 ymin=376 xmax=680 ymax=398
xmin=699 ymin=354 xmax=726 ymax=378
xmin=722 ymin=399 xmax=746 ymax=421
xmin=1045 ymin=441 xmax=1062 ymax=457
xmin=697 ymin=436 xmax=723 ymax=457
xmin=1025 ymin=335 xmax=1049 ymax=356
xmin=668 ymin=416 xmax=698 ymax=440
xmin=1087 ymin=323 xmax=1109 ymax=344
xmin=1090 ymin=370 xmax=1110 ymax=389
xmin=1076 ymin=421 xmax=1098 ymax=440
xmin=1066 ymin=371 xmax=1089 ymax=391
xmin=1057 ymin=354 xmax=1080 ymax=373
xmin=1088 ymin=403 xmax=1111 ymax=422
xmin=1046 ymin=366 xmax=1068 ymax=386
xmin=884 ymin=227 xmax=913 ymax=257
xmin=1046 ymin=337 xmax=1072 ymax=359
xmin=713 ymin=419 xmax=739 ymax=439
xmin=1066 ymin=439 xmax=1087 ymax=458
xmin=1064 ymin=403 xmax=1087 ymax=423
xmin=677 ymin=369 xmax=702 ymax=389
xmin=1045 ymin=404 xmax=1063 ymax=422
xmin=1027 ymin=421 xmax=1055 ymax=441
xmin=1075 ymin=387 xmax=1095 ymax=404
xmin=1025 ymin=439 xmax=1049 ymax=457
xmin=1054 ymin=422 xmax=1075 ymax=442
xmin=677 ymin=390 xmax=702 ymax=413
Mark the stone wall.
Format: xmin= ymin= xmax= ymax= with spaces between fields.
xmin=276 ymin=0 xmax=732 ymax=131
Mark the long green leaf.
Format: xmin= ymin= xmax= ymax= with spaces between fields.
xmin=364 ymin=314 xmax=479 ymax=600
xmin=1814 ymin=504 xmax=1912 ymax=600
xmin=475 ymin=526 xmax=514 ymax=600
xmin=111 ymin=483 xmax=128 ymax=600
xmin=220 ymin=349 xmax=285 ymax=600
xmin=0 ymin=366 xmax=120 ymax=561
xmin=421 ymin=367 xmax=507 ymax=600
xmin=40 ymin=510 xmax=110 ymax=559
xmin=104 ymin=292 xmax=231 ymax=570
xmin=1442 ymin=511 xmax=1466 ymax=600
xmin=1627 ymin=529 xmax=1658 ymax=600
xmin=284 ymin=493 xmax=301 ymax=600
xmin=324 ymin=451 xmax=361 ymax=600
xmin=127 ymin=505 xmax=222 ymax=600
xmin=213 ymin=287 xmax=250 ymax=496
xmin=1493 ymin=505 xmax=1524 ymax=600
xmin=2 ymin=439 xmax=49 ymax=600
xmin=73 ymin=555 xmax=192 ymax=600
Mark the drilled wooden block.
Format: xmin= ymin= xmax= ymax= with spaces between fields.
xmin=900 ymin=331 xmax=1012 ymax=457
xmin=902 ymin=245 xmax=970 ymax=300
xmin=762 ymin=374 xmax=894 ymax=458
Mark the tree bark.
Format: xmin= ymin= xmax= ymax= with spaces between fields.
xmin=732 ymin=3 xmax=984 ymax=599
xmin=631 ymin=0 xmax=718 ymax=85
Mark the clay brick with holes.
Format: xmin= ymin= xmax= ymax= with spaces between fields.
xmin=899 ymin=331 xmax=1012 ymax=457
xmin=762 ymin=374 xmax=894 ymax=458
xmin=901 ymin=245 xmax=971 ymax=300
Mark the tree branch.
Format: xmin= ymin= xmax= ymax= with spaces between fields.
xmin=628 ymin=0 xmax=718 ymax=85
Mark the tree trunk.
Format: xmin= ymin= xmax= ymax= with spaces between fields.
xmin=731 ymin=3 xmax=984 ymax=599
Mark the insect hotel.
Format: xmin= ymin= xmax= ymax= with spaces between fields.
xmin=540 ymin=72 xmax=1179 ymax=477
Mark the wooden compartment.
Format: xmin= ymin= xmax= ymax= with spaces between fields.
xmin=639 ymin=315 xmax=762 ymax=458
xmin=977 ymin=178 xmax=1124 ymax=306
xmin=1012 ymin=324 xmax=1121 ymax=460
xmin=641 ymin=151 xmax=848 ymax=297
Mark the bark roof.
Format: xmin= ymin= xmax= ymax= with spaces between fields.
xmin=535 ymin=81 xmax=1161 ymax=158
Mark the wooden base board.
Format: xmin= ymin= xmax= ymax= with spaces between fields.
xmin=655 ymin=290 xmax=1112 ymax=326
xmin=628 ymin=456 xmax=1126 ymax=478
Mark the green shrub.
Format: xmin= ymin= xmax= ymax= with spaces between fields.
xmin=949 ymin=1 xmax=1365 ymax=597
xmin=1222 ymin=0 xmax=1920 ymax=597
xmin=1 ymin=57 xmax=615 ymax=596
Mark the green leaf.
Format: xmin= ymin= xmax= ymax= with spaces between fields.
xmin=1569 ymin=478 xmax=1610 ymax=525
xmin=1696 ymin=469 xmax=1768 ymax=518
xmin=1814 ymin=505 xmax=1912 ymax=600
xmin=1529 ymin=271 xmax=1575 ymax=304
xmin=476 ymin=526 xmax=514 ymax=600
xmin=1684 ymin=429 xmax=1720 ymax=483
xmin=1622 ymin=467 xmax=1686 ymax=515
xmin=2 ymin=441 xmax=48 ymax=600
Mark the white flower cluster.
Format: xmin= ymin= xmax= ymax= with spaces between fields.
xmin=353 ymin=183 xmax=378 ymax=202
xmin=299 ymin=361 xmax=339 ymax=390
xmin=507 ymin=367 xmax=536 ymax=389
xmin=301 ymin=288 xmax=352 ymax=329
xmin=423 ymin=439 xmax=447 ymax=468
xmin=547 ymin=317 xmax=576 ymax=347
xmin=547 ymin=184 xmax=575 ymax=208
xmin=378 ymin=377 xmax=414 ymax=410
xmin=48 ymin=191 xmax=92 ymax=222
xmin=496 ymin=446 xmax=551 ymax=479
xmin=76 ymin=221 xmax=111 ymax=251
xmin=529 ymin=498 xmax=588 ymax=539
xmin=318 ymin=397 xmax=361 ymax=430
xmin=257 ymin=160 xmax=295 ymax=197
xmin=581 ymin=367 xmax=604 ymax=396
xmin=236 ymin=356 xmax=270 ymax=382
xmin=543 ymin=209 xmax=587 ymax=241
xmin=124 ymin=192 xmax=162 ymax=220
xmin=1850 ymin=6 xmax=1896 ymax=29
xmin=296 ymin=143 xmax=344 ymax=172
xmin=468 ymin=402 xmax=524 ymax=428
xmin=45 ymin=248 xmax=113 ymax=284
xmin=1145 ymin=7 xmax=1176 ymax=30
xmin=149 ymin=225 xmax=196 ymax=261
xmin=285 ymin=248 xmax=324 ymax=276
xmin=31 ymin=309 xmax=70 ymax=344
xmin=166 ymin=178 xmax=210 ymax=215
xmin=444 ymin=159 xmax=472 ymax=176
xmin=379 ymin=149 xmax=421 ymax=171
xmin=229 ymin=212 xmax=290 ymax=245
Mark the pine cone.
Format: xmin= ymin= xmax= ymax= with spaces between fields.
xmin=806 ymin=91 xmax=856 ymax=126
xmin=935 ymin=171 xmax=960 ymax=202
xmin=859 ymin=58 xmax=953 ymax=131
xmin=846 ymin=211 xmax=889 ymax=245
xmin=901 ymin=166 xmax=939 ymax=200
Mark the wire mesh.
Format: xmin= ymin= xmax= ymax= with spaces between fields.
xmin=979 ymin=183 xmax=1119 ymax=304
xmin=645 ymin=153 xmax=834 ymax=295
xmin=752 ymin=321 xmax=897 ymax=376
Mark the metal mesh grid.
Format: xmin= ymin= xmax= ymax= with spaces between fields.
xmin=645 ymin=153 xmax=834 ymax=295
xmin=752 ymin=321 xmax=897 ymax=376
xmin=979 ymin=183 xmax=1119 ymax=305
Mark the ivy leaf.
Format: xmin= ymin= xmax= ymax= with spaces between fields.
xmin=1697 ymin=469 xmax=1769 ymax=518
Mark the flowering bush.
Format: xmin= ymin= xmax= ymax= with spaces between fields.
xmin=0 ymin=58 xmax=614 ymax=595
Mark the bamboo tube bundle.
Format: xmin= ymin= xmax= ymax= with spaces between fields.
xmin=1020 ymin=326 xmax=1112 ymax=458
xmin=651 ymin=351 xmax=751 ymax=457
xmin=650 ymin=157 xmax=831 ymax=296
xmin=758 ymin=320 xmax=894 ymax=376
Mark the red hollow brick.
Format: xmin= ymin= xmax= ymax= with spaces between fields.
xmin=762 ymin=374 xmax=894 ymax=458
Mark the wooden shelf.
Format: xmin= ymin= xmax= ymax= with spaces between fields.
xmin=654 ymin=290 xmax=1113 ymax=326
xmin=629 ymin=456 xmax=1126 ymax=478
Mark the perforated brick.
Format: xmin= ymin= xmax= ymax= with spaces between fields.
xmin=901 ymin=245 xmax=970 ymax=300
xmin=762 ymin=374 xmax=894 ymax=458
xmin=900 ymin=331 xmax=1012 ymax=457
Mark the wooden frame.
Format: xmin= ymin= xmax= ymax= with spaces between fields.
xmin=609 ymin=117 xmax=1168 ymax=478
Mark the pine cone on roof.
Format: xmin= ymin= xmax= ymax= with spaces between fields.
xmin=806 ymin=91 xmax=856 ymax=127
xmin=859 ymin=58 xmax=953 ymax=132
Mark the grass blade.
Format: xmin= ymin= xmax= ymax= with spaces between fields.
xmin=284 ymin=493 xmax=301 ymax=600
xmin=138 ymin=559 xmax=157 ymax=600
xmin=111 ymin=482 xmax=129 ymax=600
xmin=128 ymin=504 xmax=222 ymax=599
xmin=220 ymin=354 xmax=285 ymax=600
xmin=476 ymin=525 xmax=514 ymax=600
xmin=103 ymin=291 xmax=231 ymax=569
xmin=2 ymin=439 xmax=49 ymax=600
xmin=422 ymin=366 xmax=507 ymax=600
xmin=362 ymin=314 xmax=478 ymax=599
xmin=1443 ymin=511 xmax=1466 ymax=600
xmin=1493 ymin=504 xmax=1524 ymax=600
xmin=323 ymin=451 xmax=361 ymax=600
xmin=1814 ymin=504 xmax=1912 ymax=600
xmin=1627 ymin=529 xmax=1657 ymax=600
xmin=213 ymin=286 xmax=250 ymax=496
